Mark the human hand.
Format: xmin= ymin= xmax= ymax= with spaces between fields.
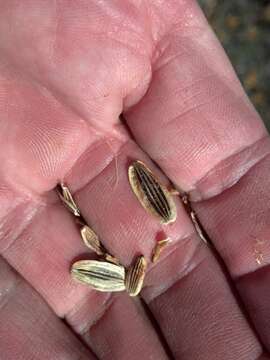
xmin=0 ymin=1 xmax=269 ymax=359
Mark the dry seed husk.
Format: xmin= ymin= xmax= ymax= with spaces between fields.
xmin=152 ymin=238 xmax=171 ymax=263
xmin=58 ymin=183 xmax=80 ymax=217
xmin=128 ymin=161 xmax=176 ymax=224
xmin=125 ymin=256 xmax=147 ymax=297
xmin=190 ymin=211 xmax=208 ymax=245
xmin=80 ymin=225 xmax=105 ymax=255
xmin=182 ymin=194 xmax=208 ymax=245
xmin=71 ymin=260 xmax=126 ymax=292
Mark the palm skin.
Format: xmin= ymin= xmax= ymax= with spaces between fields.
xmin=0 ymin=1 xmax=269 ymax=359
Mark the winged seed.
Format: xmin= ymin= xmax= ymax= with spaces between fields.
xmin=58 ymin=183 xmax=80 ymax=217
xmin=80 ymin=225 xmax=105 ymax=255
xmin=128 ymin=161 xmax=176 ymax=224
xmin=125 ymin=256 xmax=147 ymax=297
xmin=71 ymin=260 xmax=126 ymax=292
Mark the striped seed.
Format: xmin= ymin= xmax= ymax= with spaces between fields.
xmin=57 ymin=183 xmax=80 ymax=217
xmin=128 ymin=161 xmax=177 ymax=224
xmin=71 ymin=260 xmax=126 ymax=292
xmin=125 ymin=255 xmax=147 ymax=297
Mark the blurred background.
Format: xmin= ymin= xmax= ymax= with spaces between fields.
xmin=198 ymin=0 xmax=270 ymax=130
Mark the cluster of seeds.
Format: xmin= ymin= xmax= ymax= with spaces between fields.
xmin=58 ymin=160 xmax=207 ymax=297
xmin=57 ymin=179 xmax=148 ymax=296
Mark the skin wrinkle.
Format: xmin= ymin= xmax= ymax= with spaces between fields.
xmin=81 ymin=294 xmax=116 ymax=336
xmin=156 ymin=86 xmax=236 ymax=134
xmin=65 ymin=138 xmax=130 ymax=194
xmin=190 ymin=135 xmax=270 ymax=201
xmin=65 ymin=290 xmax=115 ymax=336
xmin=0 ymin=201 xmax=42 ymax=254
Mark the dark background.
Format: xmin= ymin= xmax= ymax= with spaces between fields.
xmin=198 ymin=0 xmax=270 ymax=130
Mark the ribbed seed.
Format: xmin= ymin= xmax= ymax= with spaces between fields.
xmin=71 ymin=260 xmax=126 ymax=292
xmin=128 ymin=161 xmax=176 ymax=224
xmin=80 ymin=225 xmax=105 ymax=255
xmin=125 ymin=256 xmax=147 ymax=297
xmin=152 ymin=238 xmax=171 ymax=263
xmin=57 ymin=183 xmax=80 ymax=217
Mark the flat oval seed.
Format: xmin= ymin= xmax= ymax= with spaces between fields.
xmin=125 ymin=256 xmax=147 ymax=297
xmin=71 ymin=260 xmax=126 ymax=292
xmin=128 ymin=161 xmax=177 ymax=224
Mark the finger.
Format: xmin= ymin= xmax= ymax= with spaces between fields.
xmin=195 ymin=154 xmax=270 ymax=349
xmin=123 ymin=0 xmax=270 ymax=350
xmin=0 ymin=257 xmax=95 ymax=360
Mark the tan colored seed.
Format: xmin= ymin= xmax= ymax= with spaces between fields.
xmin=71 ymin=260 xmax=126 ymax=292
xmin=152 ymin=238 xmax=171 ymax=263
xmin=125 ymin=255 xmax=147 ymax=297
xmin=58 ymin=183 xmax=80 ymax=217
xmin=128 ymin=161 xmax=177 ymax=225
xmin=80 ymin=225 xmax=105 ymax=255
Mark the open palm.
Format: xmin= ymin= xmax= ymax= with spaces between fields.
xmin=0 ymin=1 xmax=269 ymax=359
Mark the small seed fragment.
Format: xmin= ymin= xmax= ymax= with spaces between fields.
xmin=57 ymin=183 xmax=80 ymax=217
xmin=71 ymin=260 xmax=126 ymax=292
xmin=152 ymin=238 xmax=171 ymax=263
xmin=104 ymin=253 xmax=120 ymax=265
xmin=80 ymin=225 xmax=105 ymax=255
xmin=125 ymin=256 xmax=147 ymax=297
xmin=182 ymin=194 xmax=208 ymax=245
xmin=128 ymin=161 xmax=177 ymax=224
xmin=190 ymin=211 xmax=208 ymax=245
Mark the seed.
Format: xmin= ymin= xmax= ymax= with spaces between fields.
xmin=125 ymin=255 xmax=147 ymax=297
xmin=128 ymin=161 xmax=177 ymax=224
xmin=71 ymin=260 xmax=126 ymax=292
xmin=190 ymin=211 xmax=208 ymax=245
xmin=57 ymin=183 xmax=80 ymax=217
xmin=182 ymin=194 xmax=208 ymax=245
xmin=152 ymin=238 xmax=171 ymax=263
xmin=80 ymin=225 xmax=105 ymax=255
